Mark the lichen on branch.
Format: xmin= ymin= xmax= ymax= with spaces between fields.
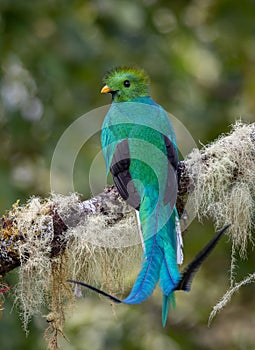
xmin=185 ymin=122 xmax=255 ymax=256
xmin=0 ymin=121 xmax=255 ymax=347
xmin=0 ymin=189 xmax=142 ymax=347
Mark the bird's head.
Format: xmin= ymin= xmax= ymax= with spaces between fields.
xmin=101 ymin=66 xmax=150 ymax=102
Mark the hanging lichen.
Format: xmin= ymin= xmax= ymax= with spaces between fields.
xmin=185 ymin=122 xmax=255 ymax=322
xmin=0 ymin=193 xmax=141 ymax=349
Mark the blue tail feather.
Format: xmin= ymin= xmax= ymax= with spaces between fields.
xmin=160 ymin=254 xmax=180 ymax=326
xmin=123 ymin=233 xmax=163 ymax=304
xmin=123 ymin=207 xmax=181 ymax=321
xmin=157 ymin=214 xmax=181 ymax=295
xmin=162 ymin=293 xmax=176 ymax=327
xmin=159 ymin=243 xmax=181 ymax=296
xmin=158 ymin=214 xmax=181 ymax=326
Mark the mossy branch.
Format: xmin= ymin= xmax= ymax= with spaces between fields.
xmin=0 ymin=186 xmax=128 ymax=276
xmin=0 ymin=168 xmax=192 ymax=278
xmin=0 ymin=121 xmax=255 ymax=347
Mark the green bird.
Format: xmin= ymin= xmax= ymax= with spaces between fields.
xmin=100 ymin=67 xmax=181 ymax=327
xmin=68 ymin=66 xmax=228 ymax=326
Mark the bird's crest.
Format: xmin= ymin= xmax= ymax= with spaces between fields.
xmin=103 ymin=66 xmax=150 ymax=85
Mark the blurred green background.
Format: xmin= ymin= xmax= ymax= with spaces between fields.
xmin=1 ymin=0 xmax=255 ymax=349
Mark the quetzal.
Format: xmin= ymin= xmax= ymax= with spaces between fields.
xmin=68 ymin=66 xmax=229 ymax=326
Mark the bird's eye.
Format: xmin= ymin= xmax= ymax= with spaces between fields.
xmin=123 ymin=80 xmax=131 ymax=87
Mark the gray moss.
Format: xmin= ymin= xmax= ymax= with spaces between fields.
xmin=11 ymin=193 xmax=141 ymax=339
xmin=185 ymin=122 xmax=255 ymax=322
xmin=186 ymin=122 xmax=255 ymax=256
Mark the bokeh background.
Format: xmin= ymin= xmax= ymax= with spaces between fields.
xmin=1 ymin=1 xmax=255 ymax=349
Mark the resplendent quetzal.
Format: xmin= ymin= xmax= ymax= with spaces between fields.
xmin=68 ymin=67 xmax=229 ymax=326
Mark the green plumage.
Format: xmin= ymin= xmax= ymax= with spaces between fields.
xmin=101 ymin=66 xmax=181 ymax=326
xmin=103 ymin=66 xmax=150 ymax=102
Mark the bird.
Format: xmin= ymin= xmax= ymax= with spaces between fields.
xmin=100 ymin=66 xmax=182 ymax=326
xmin=68 ymin=66 xmax=229 ymax=326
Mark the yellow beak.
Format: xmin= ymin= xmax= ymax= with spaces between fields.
xmin=101 ymin=85 xmax=112 ymax=94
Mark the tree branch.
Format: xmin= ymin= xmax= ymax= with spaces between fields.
xmin=0 ymin=163 xmax=192 ymax=278
xmin=1 ymin=122 xmax=254 ymax=277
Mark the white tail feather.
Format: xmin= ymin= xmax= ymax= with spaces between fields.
xmin=176 ymin=216 xmax=184 ymax=265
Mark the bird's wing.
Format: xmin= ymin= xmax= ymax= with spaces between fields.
xmin=110 ymin=139 xmax=141 ymax=210
xmin=109 ymin=134 xmax=178 ymax=211
xmin=163 ymin=135 xmax=178 ymax=207
xmin=101 ymin=125 xmax=117 ymax=174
